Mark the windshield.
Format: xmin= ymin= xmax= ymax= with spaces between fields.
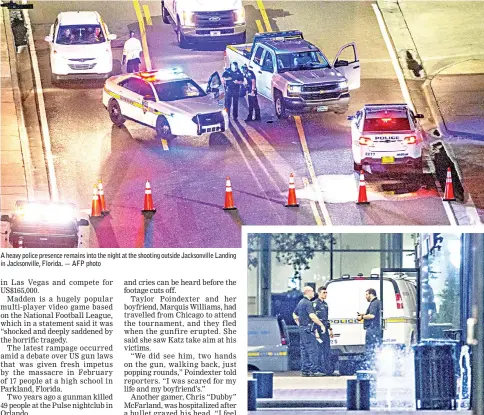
xmin=277 ymin=50 xmax=330 ymax=72
xmin=56 ymin=25 xmax=106 ymax=45
xmin=363 ymin=117 xmax=411 ymax=132
xmin=153 ymin=80 xmax=206 ymax=102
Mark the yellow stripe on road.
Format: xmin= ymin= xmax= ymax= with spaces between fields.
xmin=133 ymin=0 xmax=152 ymax=70
xmin=161 ymin=139 xmax=169 ymax=151
xmin=303 ymin=177 xmax=323 ymax=226
xmin=143 ymin=5 xmax=152 ymax=26
xmin=255 ymin=19 xmax=264 ymax=33
xmin=256 ymin=0 xmax=272 ymax=32
xmin=295 ymin=116 xmax=332 ymax=225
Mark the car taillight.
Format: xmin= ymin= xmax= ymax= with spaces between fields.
xmin=404 ymin=135 xmax=417 ymax=144
xmin=359 ymin=136 xmax=372 ymax=145
xmin=395 ymin=293 xmax=404 ymax=309
xmin=281 ymin=337 xmax=287 ymax=345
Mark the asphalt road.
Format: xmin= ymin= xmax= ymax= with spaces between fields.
xmin=27 ymin=1 xmax=452 ymax=247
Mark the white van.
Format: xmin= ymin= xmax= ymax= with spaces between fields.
xmin=325 ymin=274 xmax=417 ymax=375
xmin=248 ymin=316 xmax=289 ymax=372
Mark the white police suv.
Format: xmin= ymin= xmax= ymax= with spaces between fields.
xmin=348 ymin=104 xmax=425 ymax=173
xmin=102 ymin=69 xmax=228 ymax=139
xmin=45 ymin=11 xmax=117 ymax=83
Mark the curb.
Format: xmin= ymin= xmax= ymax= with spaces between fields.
xmin=2 ymin=8 xmax=34 ymax=200
xmin=422 ymin=79 xmax=449 ymax=139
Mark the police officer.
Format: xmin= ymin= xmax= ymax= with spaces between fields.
xmin=313 ymin=287 xmax=334 ymax=374
xmin=357 ymin=288 xmax=382 ymax=370
xmin=241 ymin=64 xmax=261 ymax=122
xmin=122 ymin=30 xmax=143 ymax=73
xmin=293 ymin=286 xmax=326 ymax=377
xmin=222 ymin=61 xmax=244 ymax=120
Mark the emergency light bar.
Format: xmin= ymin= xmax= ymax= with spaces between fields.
xmin=254 ymin=30 xmax=304 ymax=44
xmin=15 ymin=202 xmax=76 ymax=224
xmin=138 ymin=68 xmax=186 ymax=82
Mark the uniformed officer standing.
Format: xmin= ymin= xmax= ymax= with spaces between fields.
xmin=241 ymin=64 xmax=261 ymax=122
xmin=122 ymin=30 xmax=143 ymax=73
xmin=222 ymin=61 xmax=244 ymax=120
xmin=293 ymin=286 xmax=326 ymax=377
xmin=313 ymin=287 xmax=334 ymax=374
xmin=357 ymin=288 xmax=382 ymax=370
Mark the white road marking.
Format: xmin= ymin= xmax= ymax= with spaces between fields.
xmin=22 ymin=6 xmax=59 ymax=202
xmin=371 ymin=3 xmax=415 ymax=114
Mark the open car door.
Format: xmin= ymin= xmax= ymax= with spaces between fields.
xmin=333 ymin=43 xmax=360 ymax=90
xmin=206 ymin=71 xmax=223 ymax=99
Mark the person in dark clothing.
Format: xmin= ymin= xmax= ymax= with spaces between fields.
xmin=313 ymin=287 xmax=334 ymax=374
xmin=241 ymin=64 xmax=261 ymax=122
xmin=293 ymin=286 xmax=326 ymax=377
xmin=357 ymin=288 xmax=382 ymax=370
xmin=222 ymin=62 xmax=244 ymax=120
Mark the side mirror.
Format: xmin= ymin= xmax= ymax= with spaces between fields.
xmin=108 ymin=34 xmax=117 ymax=41
xmin=45 ymin=35 xmax=53 ymax=43
xmin=347 ymin=115 xmax=354 ymax=121
xmin=334 ymin=59 xmax=349 ymax=68
xmin=415 ymin=113 xmax=424 ymax=119
xmin=78 ymin=219 xmax=89 ymax=227
xmin=1 ymin=215 xmax=11 ymax=222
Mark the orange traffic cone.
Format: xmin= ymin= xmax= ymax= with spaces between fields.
xmin=90 ymin=184 xmax=102 ymax=217
xmin=223 ymin=176 xmax=237 ymax=210
xmin=443 ymin=167 xmax=456 ymax=201
xmin=98 ymin=179 xmax=109 ymax=215
xmin=141 ymin=180 xmax=156 ymax=215
xmin=285 ymin=173 xmax=299 ymax=207
xmin=357 ymin=170 xmax=370 ymax=205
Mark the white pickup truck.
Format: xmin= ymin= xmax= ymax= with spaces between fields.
xmin=225 ymin=30 xmax=361 ymax=118
xmin=161 ymin=0 xmax=246 ymax=48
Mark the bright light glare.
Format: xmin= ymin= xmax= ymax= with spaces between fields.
xmin=448 ymin=238 xmax=461 ymax=268
xmin=234 ymin=7 xmax=245 ymax=24
xmin=17 ymin=203 xmax=75 ymax=224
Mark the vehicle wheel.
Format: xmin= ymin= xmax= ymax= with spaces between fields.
xmin=354 ymin=161 xmax=362 ymax=171
xmin=274 ymin=90 xmax=287 ymax=119
xmin=161 ymin=2 xmax=170 ymax=24
xmin=156 ymin=116 xmax=173 ymax=139
xmin=108 ymin=99 xmax=126 ymax=127
xmin=176 ymin=19 xmax=189 ymax=49
xmin=338 ymin=361 xmax=356 ymax=376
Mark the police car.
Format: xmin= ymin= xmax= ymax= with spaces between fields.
xmin=102 ymin=69 xmax=228 ymax=139
xmin=1 ymin=201 xmax=89 ymax=248
xmin=348 ymin=104 xmax=425 ymax=173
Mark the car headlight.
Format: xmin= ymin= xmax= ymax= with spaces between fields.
xmin=287 ymin=84 xmax=302 ymax=95
xmin=182 ymin=10 xmax=196 ymax=27
xmin=338 ymin=81 xmax=348 ymax=89
xmin=233 ymin=6 xmax=245 ymax=24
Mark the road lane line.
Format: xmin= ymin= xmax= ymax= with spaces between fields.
xmin=22 ymin=7 xmax=59 ymax=202
xmin=143 ymin=5 xmax=153 ymax=26
xmin=294 ymin=116 xmax=332 ymax=225
xmin=255 ymin=20 xmax=264 ymax=33
xmin=161 ymin=139 xmax=169 ymax=151
xmin=371 ymin=3 xmax=415 ymax=113
xmin=133 ymin=0 xmax=152 ymax=70
xmin=256 ymin=0 xmax=272 ymax=32
xmin=303 ymin=177 xmax=323 ymax=226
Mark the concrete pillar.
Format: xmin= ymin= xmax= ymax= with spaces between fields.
xmin=258 ymin=234 xmax=271 ymax=316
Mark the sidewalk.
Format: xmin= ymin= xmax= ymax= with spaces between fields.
xmin=1 ymin=8 xmax=31 ymax=216
xmin=378 ymin=0 xmax=484 ymax=223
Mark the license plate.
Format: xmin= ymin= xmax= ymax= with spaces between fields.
xmin=316 ymin=105 xmax=328 ymax=112
xmin=210 ymin=31 xmax=221 ymax=36
xmin=381 ymin=156 xmax=395 ymax=164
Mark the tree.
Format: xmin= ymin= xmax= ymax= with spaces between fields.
xmin=434 ymin=272 xmax=460 ymax=328
xmin=248 ymin=233 xmax=335 ymax=279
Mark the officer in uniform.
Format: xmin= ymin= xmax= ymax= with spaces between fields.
xmin=222 ymin=61 xmax=244 ymax=120
xmin=293 ymin=286 xmax=326 ymax=377
xmin=357 ymin=288 xmax=382 ymax=370
xmin=313 ymin=287 xmax=334 ymax=374
xmin=241 ymin=64 xmax=261 ymax=122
